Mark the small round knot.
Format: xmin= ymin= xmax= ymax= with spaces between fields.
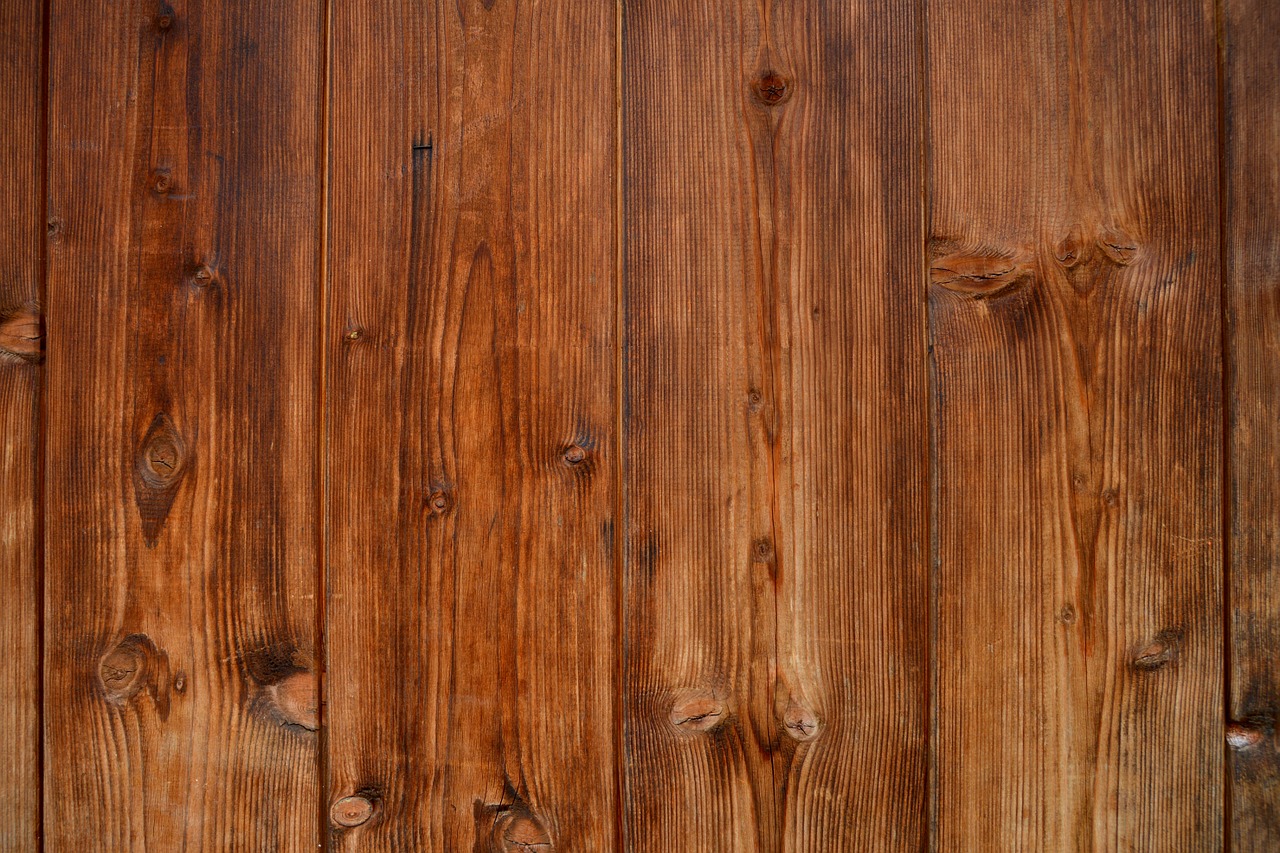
xmin=1098 ymin=226 xmax=1139 ymax=266
xmin=46 ymin=218 xmax=63 ymax=239
xmin=752 ymin=71 xmax=791 ymax=106
xmin=151 ymin=170 xmax=172 ymax=195
xmin=331 ymin=795 xmax=374 ymax=828
xmin=752 ymin=538 xmax=774 ymax=562
xmin=191 ymin=265 xmax=214 ymax=287
xmin=670 ymin=693 xmax=726 ymax=733
xmin=562 ymin=444 xmax=587 ymax=466
xmin=1058 ymin=603 xmax=1077 ymax=625
xmin=1131 ymin=629 xmax=1182 ymax=672
xmin=1054 ymin=224 xmax=1087 ymax=269
xmin=427 ymin=490 xmax=452 ymax=516
xmin=156 ymin=13 xmax=173 ymax=30
xmin=344 ymin=327 xmax=364 ymax=343
xmin=268 ymin=671 xmax=318 ymax=731
xmin=747 ymin=389 xmax=763 ymax=413
xmin=173 ymin=672 xmax=187 ymax=693
xmin=1227 ymin=721 xmax=1265 ymax=751
xmin=495 ymin=812 xmax=553 ymax=851
xmin=782 ymin=702 xmax=820 ymax=741
xmin=100 ymin=642 xmax=147 ymax=702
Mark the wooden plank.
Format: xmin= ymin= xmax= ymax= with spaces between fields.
xmin=1224 ymin=0 xmax=1280 ymax=843
xmin=323 ymin=0 xmax=618 ymax=848
xmin=43 ymin=1 xmax=323 ymax=847
xmin=927 ymin=0 xmax=1223 ymax=848
xmin=0 ymin=0 xmax=45 ymax=849
xmin=621 ymin=0 xmax=928 ymax=848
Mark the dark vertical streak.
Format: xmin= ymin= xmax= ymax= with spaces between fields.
xmin=1213 ymin=0 xmax=1232 ymax=848
xmin=37 ymin=0 xmax=50 ymax=848
xmin=317 ymin=0 xmax=333 ymax=844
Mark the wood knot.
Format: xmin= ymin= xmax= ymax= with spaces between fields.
xmin=266 ymin=671 xmax=319 ymax=731
xmin=1131 ymin=628 xmax=1183 ymax=672
xmin=427 ymin=489 xmax=453 ymax=516
xmin=190 ymin=264 xmax=215 ymax=288
xmin=155 ymin=12 xmax=173 ymax=30
xmin=0 ymin=305 xmax=43 ymax=363
xmin=46 ymin=218 xmax=63 ymax=240
xmin=1098 ymin=226 xmax=1139 ymax=266
xmin=669 ymin=692 xmax=726 ymax=733
xmin=98 ymin=634 xmax=170 ymax=716
xmin=930 ymin=250 xmax=1032 ymax=298
xmin=151 ymin=169 xmax=173 ymax=196
xmin=246 ymin=644 xmax=319 ymax=731
xmin=331 ymin=795 xmax=375 ymax=828
xmin=100 ymin=642 xmax=147 ymax=702
xmin=747 ymin=389 xmax=763 ymax=413
xmin=752 ymin=70 xmax=791 ymax=105
xmin=134 ymin=413 xmax=189 ymax=547
xmin=752 ymin=537 xmax=774 ymax=563
xmin=495 ymin=811 xmax=554 ymax=851
xmin=1227 ymin=721 xmax=1266 ymax=751
xmin=343 ymin=326 xmax=365 ymax=344
xmin=1054 ymin=224 xmax=1088 ymax=269
xmin=781 ymin=702 xmax=820 ymax=741
xmin=1058 ymin=603 xmax=1077 ymax=625
xmin=561 ymin=444 xmax=587 ymax=466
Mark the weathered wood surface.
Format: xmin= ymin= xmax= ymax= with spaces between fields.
xmin=621 ymin=0 xmax=927 ymax=849
xmin=43 ymin=1 xmax=323 ymax=847
xmin=324 ymin=0 xmax=618 ymax=848
xmin=928 ymin=0 xmax=1224 ymax=848
xmin=1225 ymin=0 xmax=1280 ymax=845
xmin=0 ymin=0 xmax=44 ymax=849
xmin=1 ymin=0 xmax=1276 ymax=848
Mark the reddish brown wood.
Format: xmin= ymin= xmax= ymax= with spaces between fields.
xmin=928 ymin=0 xmax=1224 ymax=848
xmin=323 ymin=0 xmax=619 ymax=849
xmin=43 ymin=1 xmax=323 ymax=846
xmin=621 ymin=0 xmax=928 ymax=848
xmin=0 ymin=1 xmax=44 ymax=849
xmin=1224 ymin=0 xmax=1280 ymax=844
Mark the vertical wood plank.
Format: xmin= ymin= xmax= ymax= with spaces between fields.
xmin=1224 ymin=0 xmax=1280 ymax=843
xmin=44 ymin=1 xmax=323 ymax=847
xmin=928 ymin=0 xmax=1223 ymax=848
xmin=324 ymin=0 xmax=618 ymax=849
xmin=0 ymin=0 xmax=45 ymax=849
xmin=622 ymin=0 xmax=928 ymax=848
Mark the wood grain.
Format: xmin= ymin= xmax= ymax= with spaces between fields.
xmin=43 ymin=1 xmax=323 ymax=847
xmin=927 ymin=0 xmax=1224 ymax=848
xmin=323 ymin=0 xmax=618 ymax=849
xmin=0 ymin=0 xmax=44 ymax=849
xmin=1224 ymin=0 xmax=1280 ymax=844
xmin=621 ymin=0 xmax=928 ymax=848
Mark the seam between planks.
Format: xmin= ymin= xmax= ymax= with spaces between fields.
xmin=1213 ymin=0 xmax=1231 ymax=849
xmin=317 ymin=0 xmax=334 ymax=844
xmin=37 ymin=0 xmax=51 ymax=848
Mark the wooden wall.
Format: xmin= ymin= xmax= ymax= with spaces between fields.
xmin=0 ymin=0 xmax=1275 ymax=848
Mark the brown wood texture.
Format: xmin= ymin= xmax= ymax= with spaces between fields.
xmin=0 ymin=0 xmax=44 ymax=849
xmin=43 ymin=1 xmax=323 ymax=848
xmin=621 ymin=0 xmax=927 ymax=849
xmin=323 ymin=0 xmax=618 ymax=849
xmin=5 ymin=0 xmax=1278 ymax=849
xmin=928 ymin=0 xmax=1225 ymax=849
xmin=1224 ymin=0 xmax=1280 ymax=844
